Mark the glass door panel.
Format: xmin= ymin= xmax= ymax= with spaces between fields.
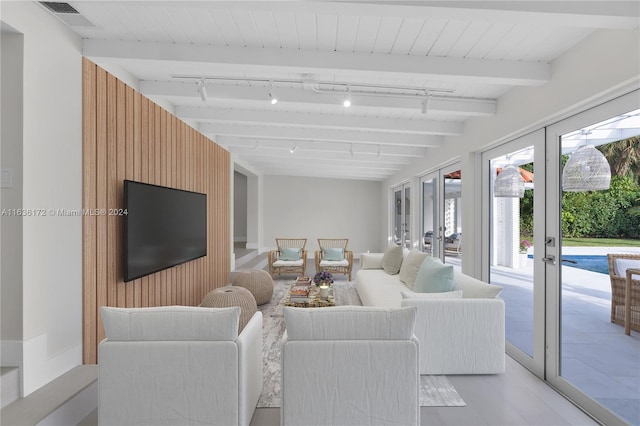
xmin=442 ymin=165 xmax=462 ymax=266
xmin=421 ymin=173 xmax=439 ymax=257
xmin=546 ymin=92 xmax=639 ymax=425
xmin=483 ymin=130 xmax=545 ymax=373
xmin=392 ymin=183 xmax=411 ymax=248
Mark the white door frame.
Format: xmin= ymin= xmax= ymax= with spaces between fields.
xmin=545 ymin=90 xmax=638 ymax=425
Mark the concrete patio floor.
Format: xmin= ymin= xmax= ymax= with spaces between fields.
xmin=468 ymin=247 xmax=640 ymax=426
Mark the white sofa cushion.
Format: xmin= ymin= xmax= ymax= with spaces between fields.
xmin=381 ymin=244 xmax=404 ymax=274
xmin=452 ymin=273 xmax=502 ymax=298
xmin=399 ymin=250 xmax=429 ymax=290
xmin=401 ymin=290 xmax=463 ymax=299
xmin=273 ymin=259 xmax=304 ymax=267
xmin=614 ymin=258 xmax=640 ymax=278
xmin=319 ymin=259 xmax=350 ymax=267
xmin=356 ymin=269 xmax=409 ymax=308
xmin=284 ymin=305 xmax=417 ymax=340
xmin=101 ymin=305 xmax=240 ymax=341
xmin=360 ymin=252 xmax=384 ymax=269
xmin=414 ymin=256 xmax=454 ymax=293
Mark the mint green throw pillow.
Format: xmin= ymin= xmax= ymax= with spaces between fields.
xmin=280 ymin=247 xmax=301 ymax=261
xmin=322 ymin=247 xmax=344 ymax=261
xmin=413 ymin=257 xmax=454 ymax=293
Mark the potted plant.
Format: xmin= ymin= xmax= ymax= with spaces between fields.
xmin=519 ymin=239 xmax=531 ymax=254
xmin=313 ymin=271 xmax=334 ymax=286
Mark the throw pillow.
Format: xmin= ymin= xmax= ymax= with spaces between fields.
xmin=360 ymin=253 xmax=384 ymax=269
xmin=381 ymin=245 xmax=404 ymax=275
xmin=399 ymin=250 xmax=429 ymax=290
xmin=413 ymin=256 xmax=454 ymax=293
xmin=322 ymin=247 xmax=344 ymax=261
xmin=280 ymin=247 xmax=301 ymax=261
xmin=400 ymin=290 xmax=463 ymax=299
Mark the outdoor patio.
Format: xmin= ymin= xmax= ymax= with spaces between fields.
xmin=462 ymin=247 xmax=640 ymax=425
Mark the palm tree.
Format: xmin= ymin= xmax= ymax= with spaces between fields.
xmin=598 ymin=136 xmax=640 ymax=180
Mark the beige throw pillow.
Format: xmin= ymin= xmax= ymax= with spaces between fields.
xmin=399 ymin=250 xmax=429 ymax=290
xmin=381 ymin=245 xmax=404 ymax=275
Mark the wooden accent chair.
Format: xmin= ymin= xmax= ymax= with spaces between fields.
xmin=268 ymin=238 xmax=307 ymax=278
xmin=314 ymin=238 xmax=354 ymax=280
xmin=607 ymin=253 xmax=640 ymax=334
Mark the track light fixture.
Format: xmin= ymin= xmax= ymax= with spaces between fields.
xmin=198 ymin=78 xmax=207 ymax=102
xmin=290 ymin=144 xmax=298 ymax=154
xmin=173 ymin=75 xmax=457 ymax=111
xmin=349 ymin=143 xmax=354 ymax=157
xmin=343 ymin=84 xmax=352 ymax=108
xmin=377 ymin=145 xmax=382 ymax=159
xmin=268 ymin=80 xmax=278 ymax=105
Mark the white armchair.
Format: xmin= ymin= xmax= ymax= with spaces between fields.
xmin=98 ymin=306 xmax=263 ymax=426
xmin=280 ymin=306 xmax=420 ymax=426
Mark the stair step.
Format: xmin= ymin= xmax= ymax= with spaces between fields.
xmin=235 ymin=252 xmax=268 ymax=271
xmin=1 ymin=365 xmax=97 ymax=426
xmin=235 ymin=249 xmax=258 ymax=268
xmin=1 ymin=366 xmax=20 ymax=409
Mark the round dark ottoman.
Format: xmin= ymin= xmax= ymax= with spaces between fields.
xmin=232 ymin=269 xmax=274 ymax=305
xmin=200 ymin=286 xmax=257 ymax=332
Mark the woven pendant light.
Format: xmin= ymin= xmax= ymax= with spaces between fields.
xmin=562 ymin=144 xmax=611 ymax=192
xmin=494 ymin=165 xmax=525 ymax=198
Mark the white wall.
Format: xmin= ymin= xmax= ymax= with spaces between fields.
xmin=1 ymin=25 xmax=24 ymax=352
xmin=233 ymin=171 xmax=248 ymax=242
xmin=263 ymin=176 xmax=383 ymax=256
xmin=2 ymin=2 xmax=83 ymax=396
xmin=383 ymin=28 xmax=640 ymax=277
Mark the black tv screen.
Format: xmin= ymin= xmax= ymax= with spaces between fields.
xmin=124 ymin=180 xmax=207 ymax=282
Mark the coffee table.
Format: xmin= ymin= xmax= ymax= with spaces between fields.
xmin=283 ymin=283 xmax=336 ymax=308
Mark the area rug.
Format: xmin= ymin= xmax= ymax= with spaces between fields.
xmin=256 ymin=278 xmax=466 ymax=408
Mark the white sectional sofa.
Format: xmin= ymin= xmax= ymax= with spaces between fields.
xmin=355 ymin=252 xmax=505 ymax=375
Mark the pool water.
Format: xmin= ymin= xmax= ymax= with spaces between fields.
xmin=560 ymin=255 xmax=609 ymax=275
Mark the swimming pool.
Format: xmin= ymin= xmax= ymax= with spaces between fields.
xmin=560 ymin=255 xmax=609 ymax=275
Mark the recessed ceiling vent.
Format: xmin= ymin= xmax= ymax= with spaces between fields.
xmin=40 ymin=2 xmax=79 ymax=14
xmin=39 ymin=2 xmax=95 ymax=27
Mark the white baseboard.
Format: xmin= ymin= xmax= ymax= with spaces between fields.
xmin=22 ymin=334 xmax=82 ymax=397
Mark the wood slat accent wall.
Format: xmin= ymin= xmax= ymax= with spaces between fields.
xmin=82 ymin=58 xmax=230 ymax=363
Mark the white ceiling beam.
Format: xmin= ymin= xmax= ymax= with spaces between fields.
xmin=123 ymin=2 xmax=640 ymax=29
xmin=85 ymin=40 xmax=549 ymax=86
xmin=202 ymin=123 xmax=442 ymax=147
xmin=176 ymin=106 xmax=464 ymax=136
xmin=233 ymin=150 xmax=411 ymax=166
xmin=247 ymin=164 xmax=394 ymax=181
xmin=241 ymin=157 xmax=402 ymax=172
xmin=143 ymin=82 xmax=496 ymax=117
xmin=219 ymin=137 xmax=427 ymax=157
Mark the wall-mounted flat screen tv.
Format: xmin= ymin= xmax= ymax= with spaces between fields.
xmin=124 ymin=180 xmax=207 ymax=282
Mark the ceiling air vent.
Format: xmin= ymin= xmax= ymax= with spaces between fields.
xmin=39 ymin=2 xmax=95 ymax=27
xmin=40 ymin=2 xmax=79 ymax=14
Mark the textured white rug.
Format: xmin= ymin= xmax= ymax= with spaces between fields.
xmin=256 ymin=278 xmax=466 ymax=408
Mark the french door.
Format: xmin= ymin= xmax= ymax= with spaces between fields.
xmin=482 ymin=130 xmax=545 ymax=374
xmin=420 ymin=162 xmax=462 ymax=265
xmin=392 ymin=183 xmax=411 ymax=249
xmin=483 ymin=91 xmax=638 ymax=425
xmin=545 ymin=91 xmax=638 ymax=426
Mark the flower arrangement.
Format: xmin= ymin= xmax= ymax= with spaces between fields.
xmin=519 ymin=239 xmax=531 ymax=253
xmin=313 ymin=271 xmax=334 ymax=286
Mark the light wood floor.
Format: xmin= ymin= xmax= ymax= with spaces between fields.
xmin=250 ymin=355 xmax=598 ymax=426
